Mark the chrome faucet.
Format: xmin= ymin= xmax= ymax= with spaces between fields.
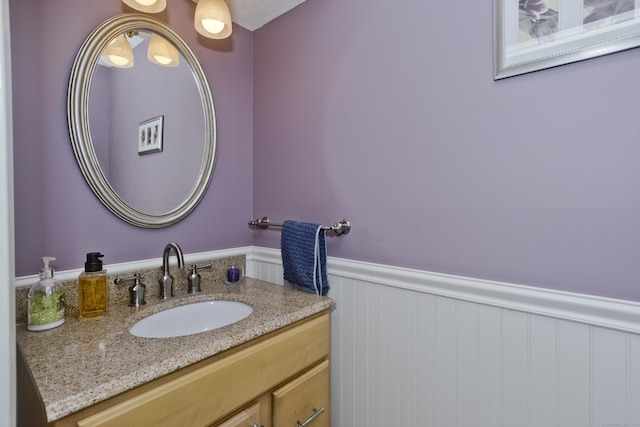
xmin=158 ymin=242 xmax=184 ymax=299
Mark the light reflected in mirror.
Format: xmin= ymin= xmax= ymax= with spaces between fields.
xmin=147 ymin=34 xmax=179 ymax=67
xmin=89 ymin=30 xmax=204 ymax=215
xmin=102 ymin=34 xmax=134 ymax=68
xmin=68 ymin=14 xmax=217 ymax=228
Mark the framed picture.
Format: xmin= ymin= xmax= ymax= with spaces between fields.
xmin=494 ymin=0 xmax=640 ymax=79
xmin=138 ymin=115 xmax=164 ymax=155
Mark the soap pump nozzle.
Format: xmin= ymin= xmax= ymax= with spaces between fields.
xmin=40 ymin=256 xmax=56 ymax=279
xmin=84 ymin=252 xmax=104 ymax=272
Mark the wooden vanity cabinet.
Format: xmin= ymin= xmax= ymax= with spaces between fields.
xmin=42 ymin=311 xmax=331 ymax=427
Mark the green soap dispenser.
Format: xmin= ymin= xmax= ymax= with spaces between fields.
xmin=27 ymin=256 xmax=66 ymax=331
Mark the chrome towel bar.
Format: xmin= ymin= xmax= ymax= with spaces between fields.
xmin=248 ymin=216 xmax=351 ymax=235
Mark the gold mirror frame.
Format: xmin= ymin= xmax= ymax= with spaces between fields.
xmin=68 ymin=13 xmax=217 ymax=228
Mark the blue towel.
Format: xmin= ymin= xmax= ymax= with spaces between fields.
xmin=281 ymin=220 xmax=329 ymax=296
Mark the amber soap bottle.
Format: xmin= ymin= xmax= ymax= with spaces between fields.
xmin=78 ymin=252 xmax=108 ymax=319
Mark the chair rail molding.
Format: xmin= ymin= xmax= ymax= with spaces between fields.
xmin=247 ymin=246 xmax=640 ymax=334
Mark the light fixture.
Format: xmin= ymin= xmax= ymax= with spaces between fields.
xmin=194 ymin=0 xmax=233 ymax=39
xmin=102 ymin=34 xmax=134 ymax=68
xmin=147 ymin=34 xmax=179 ymax=67
xmin=122 ymin=0 xmax=166 ymax=14
xmin=122 ymin=0 xmax=233 ymax=40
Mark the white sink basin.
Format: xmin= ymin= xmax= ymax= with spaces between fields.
xmin=129 ymin=300 xmax=253 ymax=338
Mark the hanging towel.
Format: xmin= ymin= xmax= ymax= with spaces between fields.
xmin=281 ymin=220 xmax=329 ymax=296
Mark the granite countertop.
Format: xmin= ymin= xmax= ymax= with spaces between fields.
xmin=16 ymin=276 xmax=335 ymax=422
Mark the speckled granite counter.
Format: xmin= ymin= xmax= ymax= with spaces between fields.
xmin=16 ymin=273 xmax=335 ymax=423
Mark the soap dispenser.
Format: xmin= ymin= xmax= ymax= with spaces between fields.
xmin=78 ymin=252 xmax=108 ymax=319
xmin=27 ymin=257 xmax=65 ymax=331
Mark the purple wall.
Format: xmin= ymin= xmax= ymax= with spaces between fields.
xmin=10 ymin=0 xmax=254 ymax=276
xmin=11 ymin=0 xmax=44 ymax=275
xmin=253 ymin=0 xmax=640 ymax=301
xmin=11 ymin=0 xmax=640 ymax=302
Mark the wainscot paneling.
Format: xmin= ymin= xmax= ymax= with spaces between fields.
xmin=16 ymin=246 xmax=637 ymax=426
xmin=247 ymin=246 xmax=640 ymax=427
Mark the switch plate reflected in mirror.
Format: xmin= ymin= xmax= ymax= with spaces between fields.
xmin=137 ymin=115 xmax=164 ymax=155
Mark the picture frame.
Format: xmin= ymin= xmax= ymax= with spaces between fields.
xmin=137 ymin=115 xmax=164 ymax=155
xmin=494 ymin=0 xmax=640 ymax=79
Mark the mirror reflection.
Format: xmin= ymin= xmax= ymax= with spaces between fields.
xmin=89 ymin=30 xmax=205 ymax=215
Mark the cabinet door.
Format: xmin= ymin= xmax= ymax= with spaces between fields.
xmin=272 ymin=360 xmax=329 ymax=427
xmin=214 ymin=401 xmax=261 ymax=427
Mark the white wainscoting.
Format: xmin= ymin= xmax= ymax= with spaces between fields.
xmin=247 ymin=247 xmax=640 ymax=427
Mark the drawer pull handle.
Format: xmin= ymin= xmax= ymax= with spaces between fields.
xmin=296 ymin=407 xmax=325 ymax=427
xmin=251 ymin=425 xmax=264 ymax=427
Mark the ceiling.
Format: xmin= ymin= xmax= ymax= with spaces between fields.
xmin=226 ymin=0 xmax=307 ymax=31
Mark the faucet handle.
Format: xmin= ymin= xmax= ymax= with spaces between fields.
xmin=190 ymin=263 xmax=212 ymax=272
xmin=115 ymin=273 xmax=146 ymax=307
xmin=187 ymin=263 xmax=212 ymax=293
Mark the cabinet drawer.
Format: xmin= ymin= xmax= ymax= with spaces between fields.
xmin=272 ymin=360 xmax=329 ymax=427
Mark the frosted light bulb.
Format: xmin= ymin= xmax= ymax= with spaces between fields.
xmin=202 ymin=18 xmax=225 ymax=34
xmin=153 ymin=55 xmax=172 ymax=65
xmin=108 ymin=55 xmax=130 ymax=66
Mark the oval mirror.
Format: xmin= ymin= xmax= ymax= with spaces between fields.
xmin=68 ymin=13 xmax=217 ymax=228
